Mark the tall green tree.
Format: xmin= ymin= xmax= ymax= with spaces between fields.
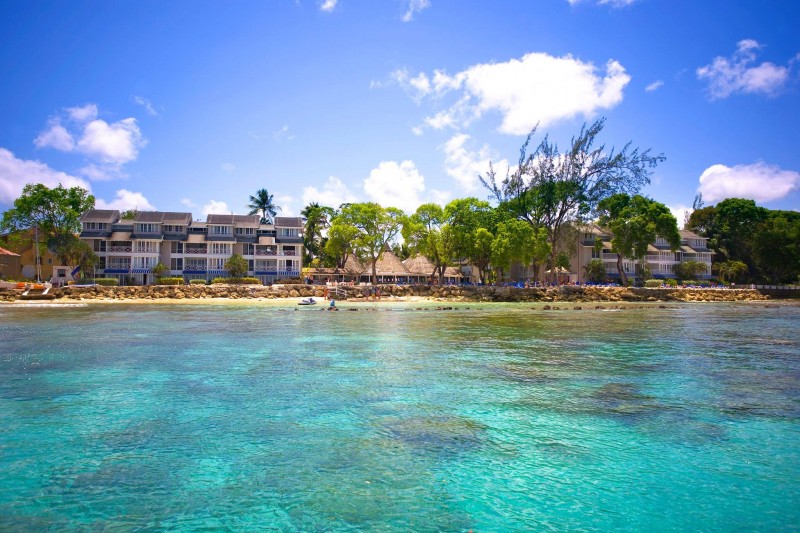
xmin=751 ymin=216 xmax=800 ymax=284
xmin=482 ymin=118 xmax=664 ymax=277
xmin=491 ymin=219 xmax=550 ymax=282
xmin=301 ymin=202 xmax=335 ymax=264
xmin=1 ymin=184 xmax=95 ymax=265
xmin=403 ymin=203 xmax=458 ymax=284
xmin=444 ymin=197 xmax=498 ymax=283
xmin=597 ymin=193 xmax=680 ymax=286
xmin=246 ymin=188 xmax=281 ymax=224
xmin=329 ymin=203 xmax=404 ymax=284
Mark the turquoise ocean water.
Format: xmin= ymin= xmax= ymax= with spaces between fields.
xmin=0 ymin=301 xmax=798 ymax=531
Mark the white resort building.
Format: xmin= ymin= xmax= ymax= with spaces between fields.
xmin=568 ymin=225 xmax=713 ymax=283
xmin=79 ymin=210 xmax=303 ymax=285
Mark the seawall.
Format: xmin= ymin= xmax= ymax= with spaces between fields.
xmin=0 ymin=284 xmax=771 ymax=303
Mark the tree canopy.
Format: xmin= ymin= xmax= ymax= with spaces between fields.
xmin=328 ymin=202 xmax=403 ymax=284
xmin=482 ymin=118 xmax=665 ymax=278
xmin=597 ymin=193 xmax=679 ymax=285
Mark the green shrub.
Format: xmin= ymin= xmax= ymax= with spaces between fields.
xmin=644 ymin=279 xmax=663 ymax=288
xmin=211 ymin=277 xmax=262 ymax=285
xmin=93 ymin=278 xmax=119 ymax=286
xmin=189 ymin=279 xmax=207 ymax=285
xmin=155 ymin=277 xmax=184 ymax=285
xmin=665 ymin=278 xmax=678 ymax=287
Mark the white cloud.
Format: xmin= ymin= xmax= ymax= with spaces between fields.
xmin=302 ymin=176 xmax=358 ymax=209
xmin=364 ymin=160 xmax=426 ymax=214
xmin=132 ymin=95 xmax=159 ymax=117
xmin=66 ymin=104 xmax=98 ymax=122
xmin=275 ymin=194 xmax=294 ymax=217
xmin=319 ymin=0 xmax=337 ymax=12
xmin=202 ymin=200 xmax=230 ymax=216
xmin=668 ymin=205 xmax=692 ymax=230
xmin=0 ymin=148 xmax=91 ymax=205
xmin=273 ymin=125 xmax=295 ymax=141
xmin=697 ymin=39 xmax=794 ymax=100
xmin=220 ymin=162 xmax=236 ymax=174
xmin=33 ymin=105 xmax=147 ymax=178
xmin=645 ymin=80 xmax=664 ymax=92
xmin=698 ymin=162 xmax=800 ymax=203
xmin=428 ymin=188 xmax=452 ymax=206
xmin=442 ymin=134 xmax=508 ymax=192
xmin=77 ymin=117 xmax=145 ymax=164
xmin=34 ymin=120 xmax=75 ymax=151
xmin=95 ymin=189 xmax=156 ymax=211
xmin=401 ymin=52 xmax=630 ymax=135
xmin=180 ymin=198 xmax=196 ymax=209
xmin=401 ymin=0 xmax=430 ymax=22
xmin=78 ymin=163 xmax=125 ymax=181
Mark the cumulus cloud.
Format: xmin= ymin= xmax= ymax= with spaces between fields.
xmin=33 ymin=104 xmax=146 ymax=180
xmin=0 ymin=148 xmax=91 ymax=205
xmin=645 ymin=80 xmax=664 ymax=92
xmin=319 ymin=0 xmax=337 ymax=12
xmin=220 ymin=162 xmax=236 ymax=174
xmin=95 ymin=189 xmax=156 ymax=211
xmin=132 ymin=95 xmax=159 ymax=117
xmin=202 ymin=200 xmax=230 ymax=216
xmin=77 ymin=117 xmax=144 ymax=165
xmin=442 ymin=134 xmax=509 ymax=192
xmin=668 ymin=205 xmax=692 ymax=230
xmin=66 ymin=104 xmax=98 ymax=122
xmin=34 ymin=120 xmax=75 ymax=151
xmin=698 ymin=162 xmax=800 ymax=203
xmin=364 ymin=160 xmax=426 ymax=213
xmin=275 ymin=194 xmax=294 ymax=217
xmin=399 ymin=52 xmax=630 ymax=135
xmin=180 ymin=198 xmax=197 ymax=209
xmin=302 ymin=176 xmax=358 ymax=209
xmin=697 ymin=39 xmax=794 ymax=100
xmin=401 ymin=0 xmax=430 ymax=22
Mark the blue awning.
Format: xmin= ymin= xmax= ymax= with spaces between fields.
xmin=104 ymin=269 xmax=130 ymax=274
xmin=132 ymin=268 xmax=151 ymax=274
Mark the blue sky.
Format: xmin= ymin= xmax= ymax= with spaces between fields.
xmin=1 ymin=0 xmax=798 ymax=223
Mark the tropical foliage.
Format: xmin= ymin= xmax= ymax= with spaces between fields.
xmin=246 ymin=188 xmax=281 ymax=224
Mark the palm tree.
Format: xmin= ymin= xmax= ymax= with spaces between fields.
xmin=247 ymin=189 xmax=281 ymax=224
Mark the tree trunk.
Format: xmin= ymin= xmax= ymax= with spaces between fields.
xmin=371 ymin=257 xmax=378 ymax=285
xmin=616 ymin=253 xmax=628 ymax=286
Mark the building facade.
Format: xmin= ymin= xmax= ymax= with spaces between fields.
xmin=79 ymin=210 xmax=303 ymax=285
xmin=569 ymin=225 xmax=713 ymax=283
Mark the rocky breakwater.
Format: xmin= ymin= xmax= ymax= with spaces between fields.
xmin=49 ymin=283 xmax=326 ymax=301
xmin=0 ymin=283 xmax=768 ymax=303
xmin=331 ymin=284 xmax=767 ymax=302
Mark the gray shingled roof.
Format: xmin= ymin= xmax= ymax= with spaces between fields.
xmin=80 ymin=209 xmax=120 ymax=223
xmin=206 ymin=214 xmax=261 ymax=226
xmin=274 ymin=216 xmax=303 ymax=228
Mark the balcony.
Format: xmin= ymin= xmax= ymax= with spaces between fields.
xmin=108 ymin=245 xmax=132 ymax=253
xmin=184 ymin=247 xmax=207 ymax=255
xmin=255 ymin=249 xmax=277 ymax=256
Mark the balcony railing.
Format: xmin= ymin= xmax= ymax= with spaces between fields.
xmin=282 ymin=250 xmax=296 ymax=256
xmin=184 ymin=248 xmax=207 ymax=254
xmin=108 ymin=246 xmax=132 ymax=252
xmin=256 ymin=250 xmax=277 ymax=256
xmin=107 ymin=263 xmax=131 ymax=270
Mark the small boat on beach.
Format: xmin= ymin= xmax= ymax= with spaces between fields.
xmin=298 ymin=297 xmax=317 ymax=306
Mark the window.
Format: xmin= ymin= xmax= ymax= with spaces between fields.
xmin=210 ymin=242 xmax=232 ymax=255
xmin=84 ymin=222 xmax=97 ymax=230
xmin=210 ymin=225 xmax=231 ymax=235
xmin=279 ymin=228 xmax=298 ymax=237
xmin=93 ymin=240 xmax=107 ymax=252
xmin=135 ymin=241 xmax=159 ymax=253
xmin=136 ymin=223 xmax=158 ymax=233
xmin=171 ymin=258 xmax=183 ymax=270
xmin=208 ymin=258 xmax=226 ymax=270
xmin=235 ymin=227 xmax=255 ymax=235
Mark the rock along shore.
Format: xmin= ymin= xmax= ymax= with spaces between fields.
xmin=0 ymin=283 xmax=771 ymax=303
